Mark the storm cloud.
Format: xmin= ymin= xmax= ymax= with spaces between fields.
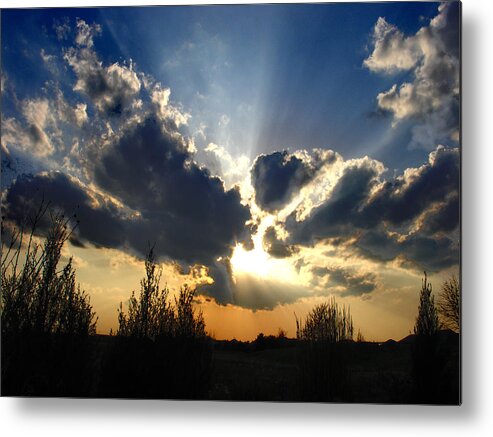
xmin=251 ymin=150 xmax=335 ymax=212
xmin=262 ymin=226 xmax=298 ymax=259
xmin=3 ymin=172 xmax=126 ymax=249
xmin=356 ymin=229 xmax=459 ymax=272
xmin=311 ymin=266 xmax=377 ymax=297
xmin=284 ymin=146 xmax=459 ymax=272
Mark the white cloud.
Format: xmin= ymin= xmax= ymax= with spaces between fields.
xmin=364 ymin=3 xmax=460 ymax=150
xmin=150 ymin=84 xmax=190 ymax=127
xmin=74 ymin=18 xmax=101 ymax=48
xmin=64 ymin=20 xmax=141 ymax=115
xmin=364 ymin=17 xmax=419 ymax=73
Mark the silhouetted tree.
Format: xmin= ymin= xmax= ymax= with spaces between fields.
xmin=412 ymin=272 xmax=441 ymax=403
xmin=413 ymin=272 xmax=439 ymax=337
xmin=437 ymin=274 xmax=460 ymax=332
xmin=296 ymin=297 xmax=353 ymax=342
xmin=356 ymin=329 xmax=365 ymax=343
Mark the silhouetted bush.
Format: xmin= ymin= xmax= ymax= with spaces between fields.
xmin=1 ymin=207 xmax=97 ymax=396
xmin=101 ymin=247 xmax=211 ymax=399
xmin=296 ymin=297 xmax=354 ymax=401
xmin=116 ymin=248 xmax=174 ymax=339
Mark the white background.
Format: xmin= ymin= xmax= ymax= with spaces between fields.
xmin=1 ymin=0 xmax=491 ymax=436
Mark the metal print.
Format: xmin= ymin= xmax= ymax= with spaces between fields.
xmin=0 ymin=2 xmax=461 ymax=403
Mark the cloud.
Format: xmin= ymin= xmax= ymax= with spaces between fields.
xmin=150 ymin=84 xmax=190 ymax=128
xmin=363 ymin=17 xmax=420 ymax=73
xmin=286 ymin=157 xmax=384 ymax=244
xmin=53 ymin=89 xmax=88 ymax=127
xmin=92 ymin=117 xmax=252 ymax=265
xmin=53 ymin=17 xmax=71 ymax=41
xmin=3 ymin=172 xmax=126 ymax=249
xmin=74 ymin=18 xmax=101 ymax=48
xmin=64 ymin=20 xmax=141 ymax=115
xmin=365 ymin=2 xmax=460 ymax=149
xmin=1 ymin=99 xmax=56 ymax=157
xmin=1 ymin=89 xmax=90 ymax=159
xmin=201 ymin=142 xmax=251 ymax=190
xmin=417 ymin=192 xmax=459 ymax=236
xmin=362 ymin=146 xmax=460 ymax=228
xmin=262 ymin=225 xmax=298 ymax=259
xmin=311 ymin=265 xmax=377 ymax=297
xmin=1 ymin=72 xmax=6 ymax=94
xmin=251 ymin=150 xmax=337 ymax=213
xmin=283 ymin=146 xmax=459 ymax=272
xmin=356 ymin=229 xmax=459 ymax=272
xmin=200 ymin=258 xmax=311 ymax=310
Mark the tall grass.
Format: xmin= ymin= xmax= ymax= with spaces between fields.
xmin=1 ymin=206 xmax=97 ymax=395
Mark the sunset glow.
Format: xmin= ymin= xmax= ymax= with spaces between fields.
xmin=1 ymin=2 xmax=460 ymax=342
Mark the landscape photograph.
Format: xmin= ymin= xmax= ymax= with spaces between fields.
xmin=1 ymin=2 xmax=460 ymax=403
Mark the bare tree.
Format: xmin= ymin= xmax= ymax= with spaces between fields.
xmin=296 ymin=297 xmax=353 ymax=342
xmin=437 ymin=274 xmax=460 ymax=332
xmin=296 ymin=297 xmax=354 ymax=401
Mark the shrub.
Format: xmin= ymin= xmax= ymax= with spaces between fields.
xmin=117 ymin=247 xmax=174 ymax=339
xmin=1 ymin=208 xmax=97 ymax=396
xmin=296 ymin=297 xmax=354 ymax=342
xmin=1 ymin=210 xmax=97 ymax=336
xmin=105 ymin=246 xmax=210 ymax=399
xmin=296 ymin=297 xmax=354 ymax=401
xmin=116 ymin=247 xmax=206 ymax=340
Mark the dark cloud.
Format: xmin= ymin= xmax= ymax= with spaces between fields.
xmin=419 ymin=192 xmax=459 ymax=235
xmin=284 ymin=147 xmax=459 ymax=272
xmin=286 ymin=159 xmax=381 ymax=245
xmin=251 ymin=150 xmax=331 ymax=212
xmin=94 ymin=117 xmax=251 ymax=265
xmin=362 ymin=146 xmax=459 ymax=228
xmin=311 ymin=266 xmax=377 ymax=297
xmin=3 ymin=116 xmax=253 ymax=306
xmin=3 ymin=172 xmax=126 ymax=249
xmin=356 ymin=229 xmax=459 ymax=272
xmin=262 ymin=226 xmax=298 ymax=258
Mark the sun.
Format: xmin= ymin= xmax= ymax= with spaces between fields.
xmin=230 ymin=217 xmax=300 ymax=283
xmin=230 ymin=243 xmax=272 ymax=277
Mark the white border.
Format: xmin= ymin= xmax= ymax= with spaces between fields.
xmin=1 ymin=0 xmax=493 ymax=436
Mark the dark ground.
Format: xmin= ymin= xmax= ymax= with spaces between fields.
xmin=1 ymin=331 xmax=460 ymax=403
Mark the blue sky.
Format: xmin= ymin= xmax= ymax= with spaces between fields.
xmin=1 ymin=2 xmax=460 ymax=338
xmin=2 ymin=3 xmax=449 ymax=170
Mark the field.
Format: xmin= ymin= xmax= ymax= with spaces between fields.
xmin=1 ymin=331 xmax=460 ymax=404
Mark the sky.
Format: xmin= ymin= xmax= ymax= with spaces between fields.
xmin=1 ymin=1 xmax=460 ymax=341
